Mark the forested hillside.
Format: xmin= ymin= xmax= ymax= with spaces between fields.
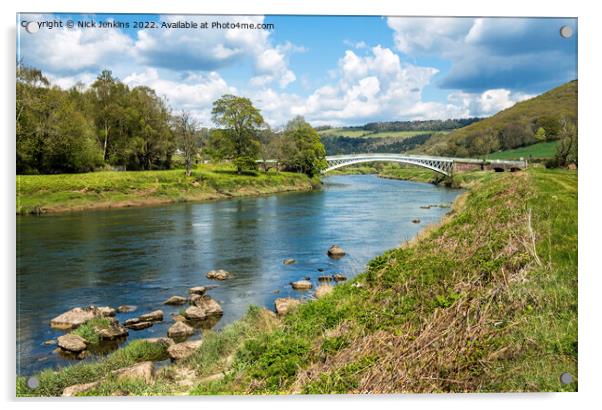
xmin=417 ymin=80 xmax=577 ymax=158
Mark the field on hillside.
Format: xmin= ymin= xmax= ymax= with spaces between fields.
xmin=486 ymin=141 xmax=559 ymax=160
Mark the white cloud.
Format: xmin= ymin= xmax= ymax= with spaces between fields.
xmin=19 ymin=16 xmax=134 ymax=73
xmin=447 ymin=89 xmax=534 ymax=117
xmin=123 ymin=68 xmax=236 ymax=125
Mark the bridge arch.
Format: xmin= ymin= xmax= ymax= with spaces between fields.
xmin=323 ymin=155 xmax=453 ymax=176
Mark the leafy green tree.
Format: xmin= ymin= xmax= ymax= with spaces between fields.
xmin=210 ymin=94 xmax=264 ymax=173
xmin=88 ymin=70 xmax=128 ymax=162
xmin=281 ymin=116 xmax=327 ymax=177
xmin=535 ymin=127 xmax=547 ymax=142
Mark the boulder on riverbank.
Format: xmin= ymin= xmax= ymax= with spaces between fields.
xmin=113 ymin=361 xmax=155 ymax=383
xmin=167 ymin=340 xmax=203 ymax=361
xmin=167 ymin=321 xmax=194 ymax=339
xmin=274 ymin=297 xmax=301 ymax=316
xmin=291 ymin=280 xmax=312 ymax=290
xmin=141 ymin=337 xmax=175 ymax=348
xmin=315 ymin=284 xmax=334 ymax=299
xmin=163 ymin=295 xmax=187 ymax=305
xmin=283 ymin=258 xmax=296 ymax=265
xmin=57 ymin=334 xmax=87 ymax=353
xmin=206 ymin=269 xmax=230 ymax=280
xmin=327 ymin=245 xmax=346 ymax=258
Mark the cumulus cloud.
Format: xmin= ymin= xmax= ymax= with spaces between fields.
xmin=387 ymin=17 xmax=577 ymax=93
xmin=18 ymin=15 xmax=134 ymax=74
xmin=123 ymin=68 xmax=236 ymax=124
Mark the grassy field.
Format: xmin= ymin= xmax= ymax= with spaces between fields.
xmin=16 ymin=164 xmax=318 ymax=214
xmin=486 ymin=141 xmax=559 ymax=160
xmin=318 ymin=128 xmax=439 ymax=139
xmin=18 ymin=167 xmax=577 ymax=395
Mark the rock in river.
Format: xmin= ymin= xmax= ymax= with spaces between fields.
xmin=333 ymin=274 xmax=347 ymax=282
xmin=50 ymin=307 xmax=96 ymax=330
xmin=117 ymin=305 xmax=137 ymax=313
xmin=274 ymin=297 xmax=300 ymax=316
xmin=96 ymin=323 xmax=128 ymax=340
xmin=168 ymin=321 xmax=195 ymax=339
xmin=291 ymin=280 xmax=312 ymax=290
xmin=327 ymin=245 xmax=346 ymax=258
xmin=412 ymin=218 xmax=421 ymax=224
xmin=124 ymin=318 xmax=153 ymax=330
xmin=188 ymin=286 xmax=207 ymax=295
xmin=163 ymin=295 xmax=187 ymax=305
xmin=167 ymin=340 xmax=203 ymax=361
xmin=318 ymin=275 xmax=333 ymax=282
xmin=57 ymin=334 xmax=88 ymax=353
xmin=283 ymin=258 xmax=296 ymax=265
xmin=96 ymin=306 xmax=116 ymax=317
xmin=206 ymin=269 xmax=230 ymax=280
xmin=184 ymin=296 xmax=223 ymax=321
xmin=138 ymin=310 xmax=164 ymax=322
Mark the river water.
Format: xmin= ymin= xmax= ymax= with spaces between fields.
xmin=16 ymin=174 xmax=461 ymax=376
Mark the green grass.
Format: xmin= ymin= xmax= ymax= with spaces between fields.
xmin=17 ymin=340 xmax=169 ymax=397
xmin=187 ymin=168 xmax=577 ymax=394
xmin=318 ymin=128 xmax=439 ymax=139
xmin=486 ymin=141 xmax=559 ymax=160
xmin=16 ymin=163 xmax=317 ymax=214
xmin=72 ymin=317 xmax=113 ymax=344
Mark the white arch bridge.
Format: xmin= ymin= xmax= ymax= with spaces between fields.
xmin=323 ymin=154 xmax=527 ymax=175
xmin=258 ymin=154 xmax=527 ymax=176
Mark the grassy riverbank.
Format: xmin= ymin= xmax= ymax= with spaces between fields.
xmin=17 ymin=167 xmax=577 ymax=395
xmin=16 ymin=164 xmax=319 ymax=215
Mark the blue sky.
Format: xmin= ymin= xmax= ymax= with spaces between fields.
xmin=17 ymin=14 xmax=577 ymax=127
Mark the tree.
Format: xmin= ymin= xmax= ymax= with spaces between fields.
xmin=174 ymin=111 xmax=199 ymax=176
xmin=211 ymin=95 xmax=264 ymax=173
xmin=534 ymin=127 xmax=547 ymax=142
xmin=280 ymin=116 xmax=327 ymax=177
xmin=88 ymin=70 xmax=130 ymax=163
xmin=553 ymin=118 xmax=577 ymax=167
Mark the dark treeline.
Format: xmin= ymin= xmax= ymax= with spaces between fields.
xmin=363 ymin=118 xmax=482 ymax=132
xmin=16 ymin=64 xmax=326 ymax=176
xmin=316 ymin=118 xmax=481 ymax=134
xmin=322 ymin=133 xmax=433 ymax=155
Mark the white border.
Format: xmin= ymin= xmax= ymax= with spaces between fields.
xmin=2 ymin=1 xmax=600 ymax=409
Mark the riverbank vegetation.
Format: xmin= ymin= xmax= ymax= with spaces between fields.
xmin=17 ymin=167 xmax=577 ymax=395
xmin=16 ymin=164 xmax=318 ymax=214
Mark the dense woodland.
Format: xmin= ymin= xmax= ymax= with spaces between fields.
xmin=16 ymin=64 xmax=326 ymax=176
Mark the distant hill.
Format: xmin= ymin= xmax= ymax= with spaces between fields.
xmin=417 ymin=80 xmax=577 ymax=157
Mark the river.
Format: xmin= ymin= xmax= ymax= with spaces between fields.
xmin=16 ymin=174 xmax=461 ymax=376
